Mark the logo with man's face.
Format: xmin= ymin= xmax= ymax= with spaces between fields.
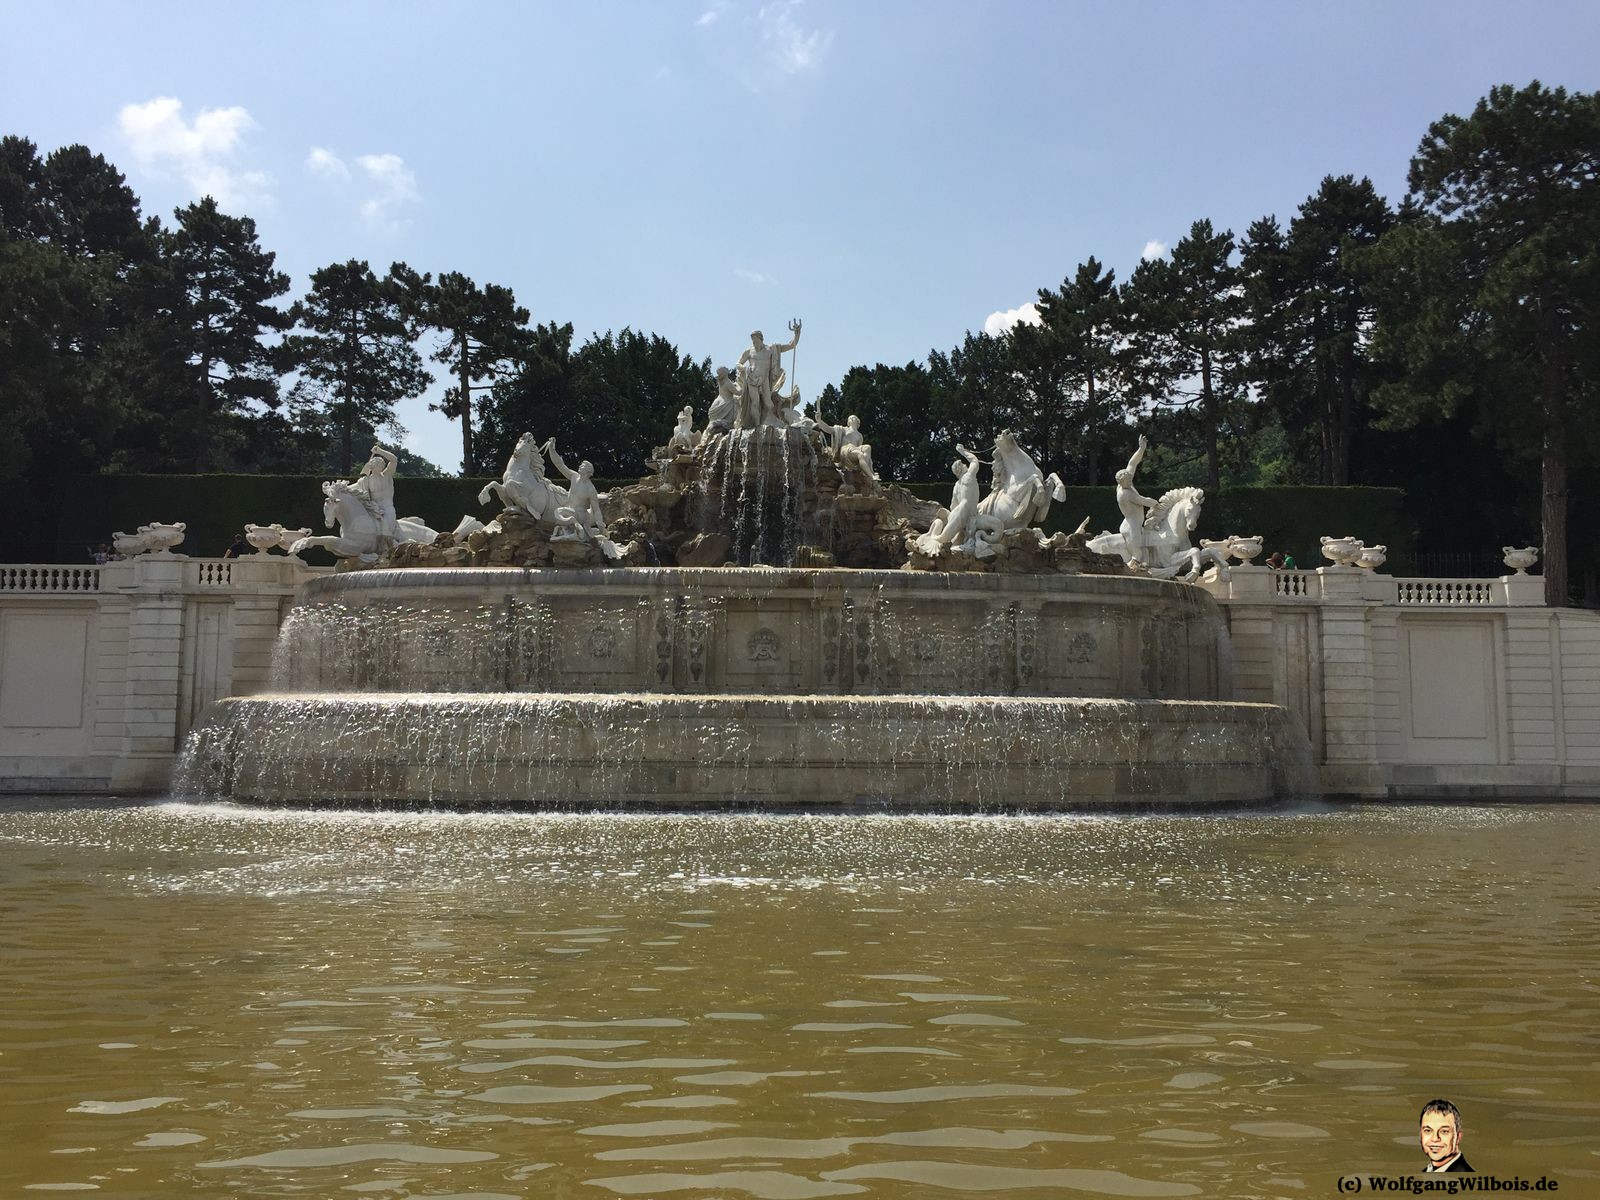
xmin=1419 ymin=1099 xmax=1465 ymax=1170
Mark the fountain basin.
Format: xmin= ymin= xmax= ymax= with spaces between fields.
xmin=179 ymin=565 xmax=1316 ymax=810
xmin=183 ymin=693 xmax=1313 ymax=809
xmin=275 ymin=567 xmax=1233 ymax=700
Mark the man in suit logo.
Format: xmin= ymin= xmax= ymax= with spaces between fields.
xmin=1419 ymin=1098 xmax=1473 ymax=1172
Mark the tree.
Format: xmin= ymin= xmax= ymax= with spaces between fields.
xmin=837 ymin=361 xmax=940 ymax=481
xmin=283 ymin=260 xmax=432 ymax=472
xmin=476 ymin=320 xmax=575 ymax=464
xmin=479 ymin=326 xmax=711 ymax=476
xmin=1122 ymin=221 xmax=1250 ymax=490
xmin=1031 ymin=258 xmax=1130 ymax=484
xmin=421 ymin=272 xmax=530 ymax=474
xmin=1364 ymin=82 xmax=1600 ymax=604
xmin=134 ymin=196 xmax=291 ymax=471
xmin=926 ymin=331 xmax=1028 ymax=458
xmin=1242 ymin=176 xmax=1394 ymax=484
xmin=0 ymin=137 xmax=153 ymax=511
xmin=566 ymin=329 xmax=713 ymax=474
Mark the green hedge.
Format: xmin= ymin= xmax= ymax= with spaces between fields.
xmin=44 ymin=474 xmax=1415 ymax=572
xmin=52 ymin=475 xmax=499 ymax=563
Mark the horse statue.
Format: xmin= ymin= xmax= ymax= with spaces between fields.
xmin=977 ymin=430 xmax=1067 ymax=533
xmin=1087 ymin=486 xmax=1229 ymax=581
xmin=478 ymin=431 xmax=567 ymax=521
xmin=291 ymin=480 xmax=438 ymax=562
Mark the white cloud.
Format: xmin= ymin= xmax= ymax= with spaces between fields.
xmin=307 ymin=148 xmax=420 ymax=232
xmin=306 ymin=146 xmax=351 ymax=183
xmin=759 ymin=1 xmax=833 ymax=75
xmin=983 ymin=301 xmax=1041 ymax=337
xmin=696 ymin=5 xmax=724 ymax=26
xmin=734 ymin=266 xmax=776 ymax=285
xmin=356 ymin=153 xmax=419 ymax=232
xmin=1141 ymin=240 xmax=1168 ymax=261
xmin=118 ymin=96 xmax=272 ymax=209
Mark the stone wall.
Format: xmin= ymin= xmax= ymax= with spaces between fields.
xmin=1201 ymin=566 xmax=1600 ymax=798
xmin=2 ymin=557 xmax=1596 ymax=799
xmin=0 ymin=557 xmax=319 ymax=792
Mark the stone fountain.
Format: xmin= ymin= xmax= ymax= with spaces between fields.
xmin=179 ymin=321 xmax=1314 ymax=810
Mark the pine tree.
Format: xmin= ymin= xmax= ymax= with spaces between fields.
xmin=1033 ymin=258 xmax=1129 ymax=484
xmin=142 ymin=197 xmax=291 ymax=470
xmin=476 ymin=320 xmax=575 ymax=465
xmin=0 ymin=137 xmax=152 ymax=491
xmin=420 ymin=272 xmax=530 ymax=474
xmin=283 ymin=260 xmax=432 ymax=473
xmin=1365 ymin=81 xmax=1600 ymax=604
xmin=1242 ymin=176 xmax=1394 ymax=484
xmin=1122 ymin=221 xmax=1249 ymax=490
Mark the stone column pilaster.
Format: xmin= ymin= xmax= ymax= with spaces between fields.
xmin=1316 ymin=567 xmax=1385 ymax=797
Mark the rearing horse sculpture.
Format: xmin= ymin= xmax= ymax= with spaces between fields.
xmin=478 ymin=432 xmax=567 ymax=521
xmin=1087 ymin=486 xmax=1230 ymax=581
xmin=977 ymin=430 xmax=1067 ymax=533
xmin=291 ymin=481 xmax=438 ymax=562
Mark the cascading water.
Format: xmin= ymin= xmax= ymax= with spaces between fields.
xmin=176 ymin=568 xmax=1317 ymax=810
xmin=698 ymin=426 xmax=821 ymax=566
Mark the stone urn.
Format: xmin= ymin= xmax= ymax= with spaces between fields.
xmin=244 ymin=524 xmax=282 ymax=555
xmin=1226 ymin=535 xmax=1264 ymax=565
xmin=1319 ymin=535 xmax=1363 ymax=568
xmin=1355 ymin=544 xmax=1388 ymax=571
xmin=1502 ymin=546 xmax=1540 ymax=575
xmin=112 ymin=521 xmax=187 ymax=558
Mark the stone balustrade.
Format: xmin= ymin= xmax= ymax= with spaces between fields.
xmin=1 ymin=555 xmax=1595 ymax=799
xmin=0 ymin=555 xmax=328 ymax=793
xmin=1198 ymin=564 xmax=1597 ymax=798
xmin=1 ymin=564 xmax=105 ymax=593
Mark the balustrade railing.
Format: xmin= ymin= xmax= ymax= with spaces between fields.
xmin=191 ymin=560 xmax=234 ymax=586
xmin=1271 ymin=570 xmax=1318 ymax=599
xmin=0 ymin=564 xmax=103 ymax=593
xmin=1397 ymin=578 xmax=1500 ymax=606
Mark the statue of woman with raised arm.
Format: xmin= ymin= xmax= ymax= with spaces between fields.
xmin=1114 ymin=434 xmax=1160 ymax=564
xmin=349 ymin=445 xmax=399 ymax=551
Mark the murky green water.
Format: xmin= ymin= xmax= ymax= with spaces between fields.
xmin=1 ymin=800 xmax=1595 ymax=1198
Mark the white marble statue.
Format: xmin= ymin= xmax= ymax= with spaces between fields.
xmin=543 ymin=439 xmax=606 ymax=538
xmin=977 ymin=430 xmax=1066 ymax=533
xmin=1086 ymin=435 xmax=1234 ymax=580
xmin=667 ymin=406 xmax=696 ymax=456
xmin=112 ymin=522 xmax=187 ymax=557
xmin=777 ymin=387 xmax=811 ymax=430
xmin=736 ymin=319 xmax=801 ymax=429
xmin=291 ymin=449 xmax=438 ymax=562
xmin=823 ymin=414 xmax=877 ymax=480
xmin=706 ymin=367 xmax=743 ymax=435
xmin=1113 ymin=435 xmax=1161 ymax=565
xmin=346 ymin=445 xmax=400 ymax=552
xmin=478 ymin=432 xmax=566 ymax=521
xmin=452 ymin=514 xmax=486 ymax=540
xmin=1089 ymin=485 xmax=1228 ymax=581
xmin=549 ymin=503 xmax=622 ymax=562
xmin=914 ymin=444 xmax=1004 ymax=559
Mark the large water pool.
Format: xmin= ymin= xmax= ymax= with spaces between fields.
xmin=1 ymin=799 xmax=1595 ymax=1197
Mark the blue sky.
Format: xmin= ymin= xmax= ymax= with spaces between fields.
xmin=5 ymin=1 xmax=1598 ymax=472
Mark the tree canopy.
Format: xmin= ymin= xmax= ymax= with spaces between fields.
xmin=2 ymin=82 xmax=1597 ymax=597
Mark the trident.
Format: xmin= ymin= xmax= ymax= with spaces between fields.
xmin=787 ymin=316 xmax=802 ymax=418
